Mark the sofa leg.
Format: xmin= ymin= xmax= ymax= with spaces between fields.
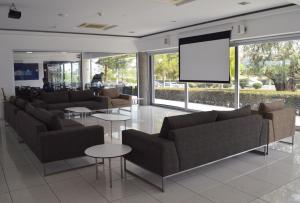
xmin=125 ymin=160 xmax=166 ymax=192
xmin=279 ymin=135 xmax=295 ymax=145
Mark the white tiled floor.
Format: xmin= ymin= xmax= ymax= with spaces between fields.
xmin=0 ymin=105 xmax=300 ymax=203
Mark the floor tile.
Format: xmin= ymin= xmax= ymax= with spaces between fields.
xmin=286 ymin=178 xmax=300 ymax=193
xmin=3 ymin=164 xmax=46 ymax=191
xmin=91 ymin=179 xmax=142 ymax=201
xmin=227 ymin=175 xmax=277 ymax=198
xmin=247 ymin=165 xmax=295 ymax=187
xmin=261 ymin=186 xmax=300 ymax=203
xmin=250 ymin=198 xmax=268 ymax=203
xmin=175 ymin=173 xmax=222 ymax=193
xmin=0 ymin=168 xmax=9 ymax=194
xmin=111 ymin=192 xmax=160 ymax=203
xmin=133 ymin=179 xmax=213 ymax=203
xmin=200 ymin=184 xmax=256 ymax=203
xmin=49 ymin=176 xmax=107 ymax=203
xmin=0 ymin=193 xmax=12 ymax=203
xmin=10 ymin=185 xmax=59 ymax=203
xmin=44 ymin=170 xmax=80 ymax=184
xmin=200 ymin=164 xmax=242 ymax=183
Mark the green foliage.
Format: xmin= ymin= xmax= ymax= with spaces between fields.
xmin=154 ymin=53 xmax=179 ymax=81
xmin=96 ymin=54 xmax=137 ymax=85
xmin=241 ymin=40 xmax=300 ymax=91
xmin=252 ymin=82 xmax=262 ymax=89
xmin=240 ymin=78 xmax=249 ymax=89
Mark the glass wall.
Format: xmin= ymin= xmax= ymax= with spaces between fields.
xmin=47 ymin=61 xmax=81 ymax=90
xmin=89 ymin=54 xmax=137 ymax=95
xmin=150 ymin=39 xmax=300 ymax=126
xmin=152 ymin=52 xmax=185 ymax=108
xmin=239 ymin=40 xmax=300 ymax=126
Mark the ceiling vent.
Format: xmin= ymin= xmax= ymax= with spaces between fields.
xmin=78 ymin=23 xmax=117 ymax=30
xmin=156 ymin=0 xmax=195 ymax=6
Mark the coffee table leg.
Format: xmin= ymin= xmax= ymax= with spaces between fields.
xmin=120 ymin=157 xmax=123 ymax=179
xmin=124 ymin=158 xmax=127 ymax=179
xmin=110 ymin=121 xmax=113 ymax=140
xmin=95 ymin=158 xmax=98 ymax=180
xmin=109 ymin=158 xmax=112 ymax=188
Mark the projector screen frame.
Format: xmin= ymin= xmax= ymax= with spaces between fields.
xmin=179 ymin=30 xmax=231 ymax=83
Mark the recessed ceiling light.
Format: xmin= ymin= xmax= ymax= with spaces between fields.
xmin=48 ymin=25 xmax=57 ymax=29
xmin=238 ymin=1 xmax=251 ymax=5
xmin=97 ymin=12 xmax=102 ymax=16
xmin=26 ymin=51 xmax=33 ymax=54
xmin=171 ymin=20 xmax=177 ymax=23
xmin=58 ymin=13 xmax=68 ymax=17
xmin=129 ymin=31 xmax=135 ymax=34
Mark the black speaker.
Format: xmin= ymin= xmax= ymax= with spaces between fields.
xmin=8 ymin=9 xmax=21 ymax=19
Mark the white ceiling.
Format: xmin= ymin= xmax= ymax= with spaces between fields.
xmin=0 ymin=0 xmax=292 ymax=37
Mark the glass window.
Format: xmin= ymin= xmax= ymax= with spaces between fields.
xmin=90 ymin=54 xmax=138 ymax=95
xmin=239 ymin=40 xmax=300 ymax=126
xmin=152 ymin=52 xmax=185 ymax=108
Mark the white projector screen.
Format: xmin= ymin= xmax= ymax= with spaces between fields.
xmin=179 ymin=31 xmax=231 ymax=83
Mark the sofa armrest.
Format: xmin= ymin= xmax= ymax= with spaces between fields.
xmin=264 ymin=108 xmax=296 ymax=141
xmin=95 ymin=96 xmax=111 ymax=108
xmin=119 ymin=94 xmax=132 ymax=101
xmin=39 ymin=125 xmax=104 ymax=163
xmin=122 ymin=129 xmax=179 ymax=177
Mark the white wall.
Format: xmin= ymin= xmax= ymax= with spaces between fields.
xmin=137 ymin=6 xmax=300 ymax=51
xmin=0 ymin=31 xmax=138 ymax=118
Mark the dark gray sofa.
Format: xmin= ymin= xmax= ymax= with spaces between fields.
xmin=7 ymin=102 xmax=105 ymax=175
xmin=34 ymin=90 xmax=107 ymax=111
xmin=122 ymin=107 xmax=269 ymax=191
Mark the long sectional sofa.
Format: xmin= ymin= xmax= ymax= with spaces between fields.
xmin=122 ymin=106 xmax=269 ymax=191
xmin=4 ymin=97 xmax=104 ymax=175
xmin=33 ymin=90 xmax=107 ymax=110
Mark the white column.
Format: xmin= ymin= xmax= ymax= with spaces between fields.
xmin=82 ymin=59 xmax=91 ymax=90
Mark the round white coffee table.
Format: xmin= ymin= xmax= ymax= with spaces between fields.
xmin=85 ymin=144 xmax=132 ymax=188
xmin=65 ymin=107 xmax=92 ymax=124
xmin=92 ymin=113 xmax=131 ymax=139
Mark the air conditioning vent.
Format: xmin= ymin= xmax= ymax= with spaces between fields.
xmin=156 ymin=0 xmax=195 ymax=6
xmin=78 ymin=23 xmax=118 ymax=30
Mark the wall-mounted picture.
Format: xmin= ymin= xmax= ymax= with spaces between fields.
xmin=14 ymin=63 xmax=39 ymax=80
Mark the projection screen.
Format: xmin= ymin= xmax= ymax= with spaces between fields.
xmin=179 ymin=31 xmax=231 ymax=83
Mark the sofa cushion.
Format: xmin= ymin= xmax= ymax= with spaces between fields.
xmin=111 ymin=99 xmax=131 ymax=107
xmin=48 ymin=110 xmax=65 ymax=119
xmin=41 ymin=91 xmax=69 ymax=104
xmin=15 ymin=98 xmax=27 ymax=109
xmin=25 ymin=103 xmax=63 ymax=131
xmin=159 ymin=111 xmax=218 ymax=139
xmin=61 ymin=119 xmax=83 ymax=129
xmin=46 ymin=103 xmax=73 ymax=111
xmin=72 ymin=101 xmax=105 ymax=110
xmin=216 ymin=105 xmax=251 ymax=121
xmin=69 ymin=90 xmax=95 ymax=102
xmin=258 ymin=100 xmax=284 ymax=114
xmin=9 ymin=96 xmax=16 ymax=104
xmin=102 ymin=88 xmax=120 ymax=99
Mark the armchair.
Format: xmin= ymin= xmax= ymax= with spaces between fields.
xmin=258 ymin=101 xmax=296 ymax=145
xmin=100 ymin=88 xmax=132 ymax=109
